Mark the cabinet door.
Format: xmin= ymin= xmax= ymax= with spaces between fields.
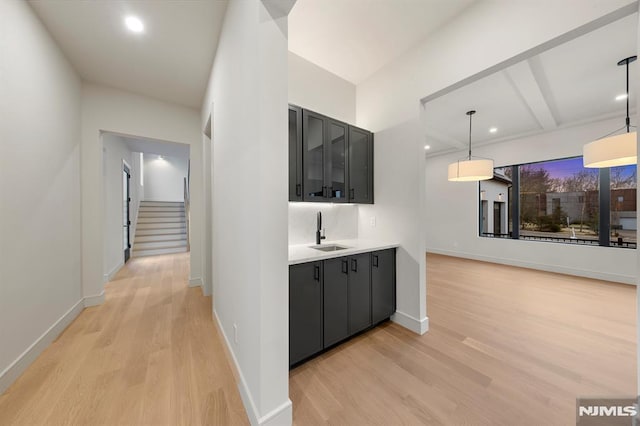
xmin=348 ymin=126 xmax=373 ymax=204
xmin=302 ymin=110 xmax=329 ymax=201
xmin=288 ymin=106 xmax=302 ymax=201
xmin=323 ymin=257 xmax=349 ymax=347
xmin=371 ymin=249 xmax=396 ymax=324
xmin=289 ymin=262 xmax=323 ymax=366
xmin=348 ymin=253 xmax=371 ymax=334
xmin=326 ymin=118 xmax=349 ymax=203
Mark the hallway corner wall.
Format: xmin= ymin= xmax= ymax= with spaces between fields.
xmin=0 ymin=0 xmax=83 ymax=394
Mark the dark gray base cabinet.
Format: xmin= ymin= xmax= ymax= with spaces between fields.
xmin=289 ymin=248 xmax=395 ymax=368
xmin=372 ymin=249 xmax=396 ymax=324
xmin=289 ymin=261 xmax=323 ymax=366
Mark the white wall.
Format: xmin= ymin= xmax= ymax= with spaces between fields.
xmin=288 ymin=203 xmax=358 ymax=245
xmin=0 ymin=0 xmax=83 ymax=393
xmin=425 ymin=117 xmax=638 ymax=284
xmin=356 ymin=0 xmax=637 ymax=132
xmin=201 ymin=0 xmax=291 ymax=423
xmin=102 ymin=134 xmax=140 ymax=281
xmin=288 ymin=51 xmax=356 ymax=124
xmin=142 ymin=153 xmax=188 ymax=202
xmin=80 ymin=83 xmax=204 ymax=303
xmin=357 ymin=118 xmax=428 ymax=334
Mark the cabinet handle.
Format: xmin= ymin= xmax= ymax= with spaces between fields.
xmin=314 ymin=265 xmax=320 ymax=281
xmin=350 ymin=188 xmax=355 ymax=199
xmin=373 ymin=254 xmax=379 ymax=268
xmin=296 ymin=183 xmax=301 ymax=196
xmin=341 ymin=260 xmax=348 ymax=274
xmin=351 ymin=258 xmax=357 ymax=272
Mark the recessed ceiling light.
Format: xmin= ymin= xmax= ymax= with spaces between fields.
xmin=615 ymin=93 xmax=628 ymax=101
xmin=424 ymin=145 xmax=431 ymax=150
xmin=489 ymin=127 xmax=498 ymax=133
xmin=125 ymin=16 xmax=144 ymax=33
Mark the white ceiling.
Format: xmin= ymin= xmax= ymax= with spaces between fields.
xmin=119 ymin=135 xmax=190 ymax=158
xmin=424 ymin=13 xmax=639 ymax=155
xmin=288 ymin=0 xmax=476 ymax=84
xmin=28 ymin=0 xmax=228 ymax=108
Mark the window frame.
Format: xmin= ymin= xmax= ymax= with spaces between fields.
xmin=478 ymin=156 xmax=636 ymax=250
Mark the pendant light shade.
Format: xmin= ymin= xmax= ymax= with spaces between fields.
xmin=448 ymin=159 xmax=494 ymax=181
xmin=583 ymin=131 xmax=637 ymax=168
xmin=583 ymin=56 xmax=637 ymax=168
xmin=448 ymin=110 xmax=494 ymax=182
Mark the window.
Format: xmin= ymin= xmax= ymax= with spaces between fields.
xmin=479 ymin=157 xmax=636 ymax=249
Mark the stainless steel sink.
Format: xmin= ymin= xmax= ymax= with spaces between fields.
xmin=310 ymin=244 xmax=350 ymax=252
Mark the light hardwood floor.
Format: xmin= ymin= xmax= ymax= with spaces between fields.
xmin=290 ymin=254 xmax=637 ymax=425
xmin=0 ymin=253 xmax=248 ymax=426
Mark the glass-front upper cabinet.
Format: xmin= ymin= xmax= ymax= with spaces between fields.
xmin=327 ymin=118 xmax=348 ymax=203
xmin=296 ymin=106 xmax=373 ymax=204
xmin=303 ymin=110 xmax=327 ymax=201
xmin=289 ymin=105 xmax=302 ymax=201
xmin=303 ymin=111 xmax=349 ymax=202
xmin=348 ymin=126 xmax=373 ymax=204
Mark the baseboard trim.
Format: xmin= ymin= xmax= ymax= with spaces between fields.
xmin=188 ymin=277 xmax=203 ymax=288
xmin=0 ymin=298 xmax=84 ymax=395
xmin=258 ymin=400 xmax=292 ymax=426
xmin=103 ymin=260 xmax=124 ymax=283
xmin=426 ymin=248 xmax=637 ymax=285
xmin=392 ymin=311 xmax=429 ymax=335
xmin=83 ymin=290 xmax=105 ymax=307
xmin=213 ymin=309 xmax=292 ymax=425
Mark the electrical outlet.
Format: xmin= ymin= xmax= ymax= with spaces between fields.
xmin=370 ymin=216 xmax=376 ymax=227
xmin=233 ymin=323 xmax=238 ymax=344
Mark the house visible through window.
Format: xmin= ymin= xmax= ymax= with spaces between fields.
xmin=479 ymin=156 xmax=636 ymax=249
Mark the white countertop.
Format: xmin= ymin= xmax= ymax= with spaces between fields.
xmin=289 ymin=239 xmax=400 ymax=265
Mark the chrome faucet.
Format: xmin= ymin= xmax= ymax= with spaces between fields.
xmin=316 ymin=211 xmax=326 ymax=245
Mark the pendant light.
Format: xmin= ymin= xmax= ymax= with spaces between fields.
xmin=448 ymin=110 xmax=494 ymax=181
xmin=583 ymin=56 xmax=637 ymax=168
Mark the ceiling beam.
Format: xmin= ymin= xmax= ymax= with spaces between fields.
xmin=503 ymin=60 xmax=558 ymax=130
xmin=424 ymin=127 xmax=467 ymax=150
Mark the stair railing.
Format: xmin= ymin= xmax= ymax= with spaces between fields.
xmin=184 ymin=177 xmax=190 ymax=251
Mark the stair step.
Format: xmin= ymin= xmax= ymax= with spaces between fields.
xmin=140 ymin=201 xmax=184 ymax=207
xmin=138 ymin=206 xmax=184 ymax=211
xmin=136 ymin=222 xmax=186 ymax=230
xmin=134 ymin=240 xmax=187 ymax=250
xmin=138 ymin=211 xmax=185 ymax=218
xmin=132 ymin=246 xmax=188 ymax=257
xmin=135 ymin=228 xmax=186 ymax=236
xmin=135 ymin=233 xmax=187 ymax=243
xmin=137 ymin=217 xmax=185 ymax=224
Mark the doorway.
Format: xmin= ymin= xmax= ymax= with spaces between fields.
xmin=493 ymin=202 xmax=503 ymax=235
xmin=123 ymin=163 xmax=131 ymax=262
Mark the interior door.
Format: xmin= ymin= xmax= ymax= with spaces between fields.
xmin=493 ymin=202 xmax=502 ymax=235
xmin=123 ymin=164 xmax=131 ymax=262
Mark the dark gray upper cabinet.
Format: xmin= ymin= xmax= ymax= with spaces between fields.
xmin=347 ymin=253 xmax=372 ymax=334
xmin=289 ymin=105 xmax=302 ymax=201
xmin=323 ymin=257 xmax=349 ymax=347
xmin=326 ymin=118 xmax=349 ymax=203
xmin=289 ymin=261 xmax=323 ymax=367
xmin=302 ymin=109 xmax=330 ymax=202
xmin=348 ymin=126 xmax=374 ymax=204
xmin=371 ymin=249 xmax=396 ymax=324
xmin=292 ymin=105 xmax=373 ymax=204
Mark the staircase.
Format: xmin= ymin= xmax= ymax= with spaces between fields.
xmin=132 ymin=201 xmax=188 ymax=257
